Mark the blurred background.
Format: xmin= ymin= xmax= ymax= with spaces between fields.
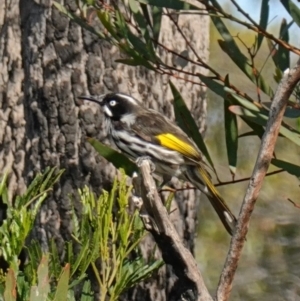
xmin=196 ymin=1 xmax=300 ymax=300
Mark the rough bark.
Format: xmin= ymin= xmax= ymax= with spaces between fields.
xmin=0 ymin=1 xmax=209 ymax=300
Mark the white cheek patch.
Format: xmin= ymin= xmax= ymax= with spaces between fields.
xmin=103 ymin=105 xmax=113 ymax=117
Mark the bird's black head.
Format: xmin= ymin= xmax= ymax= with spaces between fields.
xmin=79 ymin=93 xmax=141 ymax=120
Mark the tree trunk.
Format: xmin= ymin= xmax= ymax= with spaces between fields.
xmin=0 ymin=1 xmax=209 ymax=300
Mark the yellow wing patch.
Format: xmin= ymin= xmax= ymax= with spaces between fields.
xmin=156 ymin=133 xmax=200 ymax=160
xmin=197 ymin=166 xmax=221 ymax=198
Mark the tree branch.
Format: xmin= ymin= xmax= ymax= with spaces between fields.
xmin=217 ymin=59 xmax=300 ymax=301
xmin=132 ymin=160 xmax=213 ymax=301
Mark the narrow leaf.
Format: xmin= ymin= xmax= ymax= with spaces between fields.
xmin=280 ymin=0 xmax=300 ymax=27
xmin=229 ymin=105 xmax=300 ymax=146
xmin=224 ymin=87 xmax=263 ymax=112
xmin=169 ymin=81 xmax=215 ymax=169
xmin=140 ymin=3 xmax=153 ymax=29
xmin=272 ymin=159 xmax=300 ymax=177
xmin=257 ymin=0 xmax=269 ymax=51
xmin=53 ymin=264 xmax=71 ymax=301
xmin=218 ymin=40 xmax=273 ymax=97
xmin=224 ymin=95 xmax=238 ymax=176
xmin=241 ymin=119 xmax=265 ymax=139
xmin=277 ymin=18 xmax=290 ymax=71
xmin=115 ymin=59 xmax=142 ymax=66
xmin=88 ymin=138 xmax=137 ymax=175
xmin=263 ymin=101 xmax=300 ymax=118
xmin=97 ymin=10 xmax=119 ymax=40
xmin=152 ymin=6 xmax=163 ymax=43
xmin=137 ymin=0 xmax=194 ymax=10
xmin=198 ymin=73 xmax=225 ymax=98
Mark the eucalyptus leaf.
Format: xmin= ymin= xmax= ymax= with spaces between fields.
xmin=224 ymin=96 xmax=238 ymax=176
xmin=169 ymin=81 xmax=215 ymax=170
xmin=137 ymin=0 xmax=195 ymax=10
xmin=277 ymin=18 xmax=290 ymax=71
xmin=256 ymin=0 xmax=269 ymax=52
xmin=229 ymin=105 xmax=300 ymax=146
xmin=280 ymin=0 xmax=300 ymax=28
xmin=272 ymin=159 xmax=300 ymax=177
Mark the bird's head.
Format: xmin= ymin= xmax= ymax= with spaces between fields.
xmin=79 ymin=93 xmax=141 ymax=121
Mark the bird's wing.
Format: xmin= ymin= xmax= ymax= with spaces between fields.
xmin=130 ymin=110 xmax=203 ymax=163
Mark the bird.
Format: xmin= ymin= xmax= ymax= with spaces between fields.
xmin=79 ymin=93 xmax=237 ymax=235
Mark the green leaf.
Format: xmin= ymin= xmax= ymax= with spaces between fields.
xmin=140 ymin=3 xmax=153 ymax=28
xmin=0 ymin=173 xmax=9 ymax=205
xmin=137 ymin=0 xmax=194 ymax=10
xmin=256 ymin=0 xmax=269 ymax=51
xmin=198 ymin=74 xmax=225 ymax=98
xmin=263 ymin=101 xmax=300 ymax=118
xmin=169 ymin=81 xmax=215 ymax=170
xmin=209 ymin=8 xmax=273 ymax=96
xmin=277 ymin=18 xmax=290 ymax=71
xmin=228 ymin=105 xmax=300 ymax=146
xmin=240 ymin=119 xmax=265 ymax=139
xmin=284 ymin=107 xmax=300 ymax=118
xmin=129 ymin=0 xmax=140 ymax=13
xmin=218 ymin=40 xmax=273 ymax=97
xmin=211 ymin=18 xmax=246 ymax=63
xmin=224 ymin=87 xmax=263 ymax=112
xmin=128 ymin=0 xmax=149 ymax=39
xmin=88 ymin=138 xmax=138 ymax=176
xmin=272 ymin=159 xmax=300 ymax=177
xmin=53 ymin=264 xmax=70 ymax=301
xmin=97 ymin=10 xmax=119 ymax=40
xmin=152 ymin=6 xmax=163 ymax=44
xmin=80 ymin=280 xmax=94 ymax=301
xmin=280 ymin=0 xmax=300 ymax=28
xmin=224 ymin=85 xmax=238 ymax=175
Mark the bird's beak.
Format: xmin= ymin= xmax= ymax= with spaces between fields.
xmin=78 ymin=95 xmax=105 ymax=106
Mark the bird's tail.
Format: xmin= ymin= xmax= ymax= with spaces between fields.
xmin=185 ymin=165 xmax=237 ymax=235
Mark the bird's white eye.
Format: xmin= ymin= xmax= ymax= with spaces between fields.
xmin=109 ymin=100 xmax=117 ymax=106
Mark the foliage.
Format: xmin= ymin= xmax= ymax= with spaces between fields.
xmin=0 ymin=168 xmax=63 ymax=272
xmin=0 ymin=169 xmax=163 ymax=300
xmin=54 ymin=0 xmax=300 ymax=182
xmin=53 ymin=0 xmax=300 ymax=300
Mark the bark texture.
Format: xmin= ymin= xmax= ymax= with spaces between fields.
xmin=0 ymin=1 xmax=209 ymax=300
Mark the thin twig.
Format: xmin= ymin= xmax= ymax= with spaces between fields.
xmin=160 ymin=169 xmax=285 ymax=194
xmin=287 ymin=198 xmax=300 ymax=209
xmin=217 ymin=59 xmax=300 ymax=301
xmin=230 ymin=0 xmax=260 ymax=28
xmin=198 ymin=1 xmax=300 ymax=56
xmin=215 ymin=169 xmax=284 ymax=187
